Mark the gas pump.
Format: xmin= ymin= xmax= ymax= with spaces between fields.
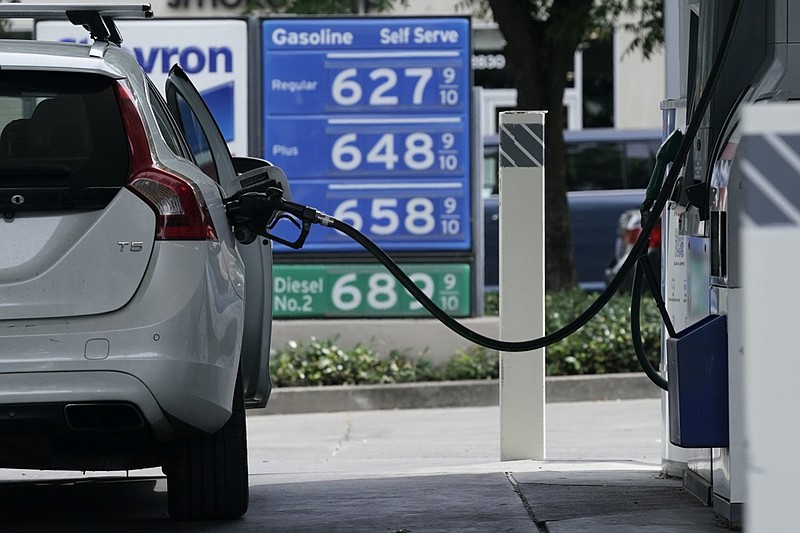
xmin=660 ymin=0 xmax=800 ymax=524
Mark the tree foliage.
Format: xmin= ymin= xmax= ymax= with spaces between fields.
xmin=244 ymin=0 xmax=403 ymax=15
xmin=466 ymin=0 xmax=663 ymax=290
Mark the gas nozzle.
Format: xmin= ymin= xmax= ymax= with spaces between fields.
xmin=640 ymin=129 xmax=684 ymax=224
xmin=224 ymin=185 xmax=328 ymax=249
xmin=223 ymin=162 xmax=313 ymax=248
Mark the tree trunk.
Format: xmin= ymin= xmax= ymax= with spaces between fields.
xmin=488 ymin=0 xmax=594 ymax=291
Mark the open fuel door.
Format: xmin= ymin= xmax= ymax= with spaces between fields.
xmin=165 ymin=65 xmax=272 ymax=408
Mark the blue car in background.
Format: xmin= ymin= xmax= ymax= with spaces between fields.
xmin=482 ymin=129 xmax=662 ymax=291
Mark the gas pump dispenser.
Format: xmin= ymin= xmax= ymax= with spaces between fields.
xmin=661 ymin=0 xmax=800 ymax=524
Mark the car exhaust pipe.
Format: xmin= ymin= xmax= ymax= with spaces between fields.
xmin=64 ymin=403 xmax=144 ymax=432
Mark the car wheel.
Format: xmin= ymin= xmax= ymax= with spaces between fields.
xmin=166 ymin=368 xmax=249 ymax=520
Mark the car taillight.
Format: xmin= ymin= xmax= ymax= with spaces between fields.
xmin=128 ymin=170 xmax=217 ymax=240
xmin=114 ymin=81 xmax=217 ymax=241
xmin=649 ymin=221 xmax=662 ymax=251
xmin=624 ymin=227 xmax=641 ymax=246
xmin=625 ymin=221 xmax=661 ymax=251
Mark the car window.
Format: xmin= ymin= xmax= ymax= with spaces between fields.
xmin=0 ymin=71 xmax=128 ymax=189
xmin=147 ymin=80 xmax=191 ymax=160
xmin=482 ymin=133 xmax=659 ymax=194
xmin=565 ymin=140 xmax=625 ymax=190
xmin=483 ymin=143 xmax=498 ymax=196
xmin=170 ymin=90 xmax=220 ymax=183
xmin=625 ymin=140 xmax=659 ymax=188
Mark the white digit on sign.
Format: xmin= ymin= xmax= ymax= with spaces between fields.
xmin=408 ymin=272 xmax=434 ymax=311
xmin=441 ymin=219 xmax=460 ymax=235
xmin=370 ymin=198 xmax=399 ymax=235
xmin=440 ymin=295 xmax=459 ymax=311
xmin=366 ymin=134 xmax=399 ymax=170
xmin=369 ymin=68 xmax=399 ymax=105
xmin=438 ymin=154 xmax=458 ymax=170
xmin=333 ymin=199 xmax=363 ymax=230
xmin=332 ymin=68 xmax=362 ymax=106
xmin=367 ymin=273 xmax=397 ymax=310
xmin=404 ymin=133 xmax=434 ymax=171
xmin=405 ymin=198 xmax=435 ymax=235
xmin=441 ymin=132 xmax=455 ymax=150
xmin=332 ymin=133 xmax=362 ymax=171
xmin=332 ymin=273 xmax=361 ymax=311
xmin=439 ymin=89 xmax=459 ymax=105
xmin=443 ymin=197 xmax=457 ymax=214
xmin=442 ymin=67 xmax=457 ymax=84
xmin=443 ymin=273 xmax=457 ymax=290
xmin=405 ymin=67 xmax=433 ymax=105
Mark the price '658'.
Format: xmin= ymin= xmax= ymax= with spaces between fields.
xmin=333 ymin=197 xmax=460 ymax=236
xmin=331 ymin=132 xmax=459 ymax=172
xmin=332 ymin=271 xmax=461 ymax=312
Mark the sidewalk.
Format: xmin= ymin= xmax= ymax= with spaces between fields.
xmin=243 ymin=401 xmax=728 ymax=532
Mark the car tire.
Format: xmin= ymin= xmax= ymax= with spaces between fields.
xmin=166 ymin=369 xmax=249 ymax=520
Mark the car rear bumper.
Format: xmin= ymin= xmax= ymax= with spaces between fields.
xmin=0 ymin=242 xmax=245 ymax=440
xmin=0 ymin=371 xmax=173 ymax=437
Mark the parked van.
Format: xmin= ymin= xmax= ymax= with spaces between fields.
xmin=483 ymin=128 xmax=661 ymax=291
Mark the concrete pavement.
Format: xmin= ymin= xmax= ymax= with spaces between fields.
xmin=0 ymin=399 xmax=728 ymax=531
xmin=247 ymin=401 xmax=725 ymax=531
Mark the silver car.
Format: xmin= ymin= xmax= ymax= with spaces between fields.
xmin=0 ymin=5 xmax=276 ymax=520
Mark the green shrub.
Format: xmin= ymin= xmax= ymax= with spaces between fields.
xmin=269 ymin=338 xmax=440 ymax=387
xmin=486 ymin=288 xmax=661 ymax=374
xmin=543 ymin=289 xmax=661 ymax=375
xmin=270 ymin=289 xmax=663 ymax=386
xmin=441 ymin=347 xmax=499 ymax=381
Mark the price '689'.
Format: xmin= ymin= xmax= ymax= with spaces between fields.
xmin=331 ymin=132 xmax=460 ymax=173
xmin=331 ymin=271 xmax=462 ymax=312
xmin=333 ymin=196 xmax=461 ymax=237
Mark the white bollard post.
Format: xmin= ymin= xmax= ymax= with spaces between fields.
xmin=498 ymin=111 xmax=546 ymax=460
xmin=739 ymin=104 xmax=800 ymax=531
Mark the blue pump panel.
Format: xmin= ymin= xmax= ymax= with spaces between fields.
xmin=667 ymin=314 xmax=729 ymax=448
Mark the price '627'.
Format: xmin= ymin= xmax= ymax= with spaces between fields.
xmin=331 ymin=66 xmax=459 ymax=107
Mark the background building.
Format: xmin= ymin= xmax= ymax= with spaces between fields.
xmin=8 ymin=0 xmax=665 ymax=136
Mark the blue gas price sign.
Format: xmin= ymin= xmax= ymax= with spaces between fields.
xmin=261 ymin=18 xmax=471 ymax=253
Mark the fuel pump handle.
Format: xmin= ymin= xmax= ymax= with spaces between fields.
xmin=224 ymin=188 xmax=327 ymax=249
xmin=640 ymin=129 xmax=684 ymax=223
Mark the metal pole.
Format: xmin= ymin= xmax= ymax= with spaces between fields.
xmin=498 ymin=111 xmax=546 ymax=460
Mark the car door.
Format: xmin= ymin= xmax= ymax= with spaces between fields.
xmin=165 ymin=65 xmax=272 ymax=408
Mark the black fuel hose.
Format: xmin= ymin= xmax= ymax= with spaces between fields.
xmin=319 ymin=0 xmax=742 ymax=353
xmin=246 ymin=0 xmax=742 ymax=357
xmin=630 ymin=255 xmax=669 ymax=391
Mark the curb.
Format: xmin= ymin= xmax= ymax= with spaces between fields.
xmin=249 ymin=373 xmax=661 ymax=415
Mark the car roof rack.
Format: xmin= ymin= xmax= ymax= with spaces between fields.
xmin=0 ymin=4 xmax=153 ymax=46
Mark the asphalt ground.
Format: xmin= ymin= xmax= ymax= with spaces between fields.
xmin=0 ymin=399 xmax=728 ymax=531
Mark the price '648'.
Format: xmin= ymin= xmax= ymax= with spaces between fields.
xmin=333 ymin=196 xmax=460 ymax=237
xmin=331 ymin=131 xmax=460 ymax=173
